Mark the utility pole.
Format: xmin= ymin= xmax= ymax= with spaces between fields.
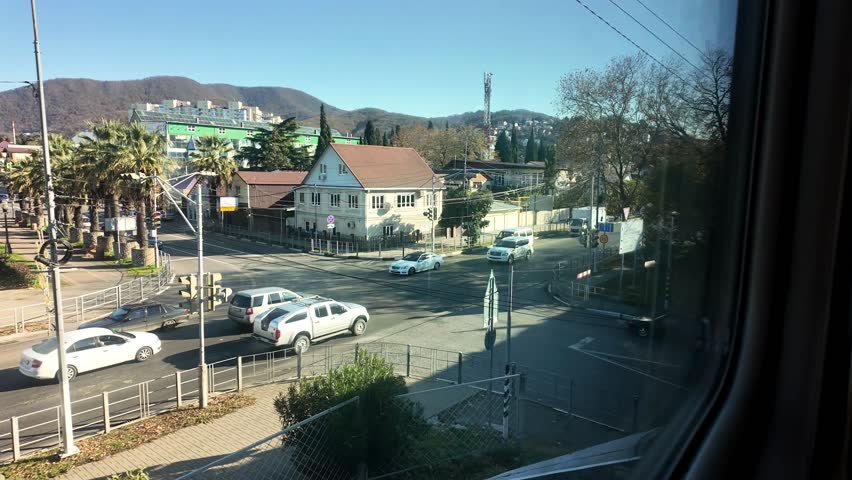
xmin=196 ymin=183 xmax=208 ymax=408
xmin=507 ymin=265 xmax=513 ymax=365
xmin=152 ymin=185 xmax=159 ymax=269
xmin=430 ymin=175 xmax=436 ymax=252
xmin=31 ymin=0 xmax=78 ymax=457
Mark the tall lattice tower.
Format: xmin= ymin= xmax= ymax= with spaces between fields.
xmin=483 ymin=72 xmax=493 ymax=157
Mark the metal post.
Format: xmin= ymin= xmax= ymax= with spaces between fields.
xmin=237 ymin=356 xmax=243 ymax=392
xmin=457 ymin=352 xmax=463 ymax=384
xmin=139 ymin=276 xmax=144 ymax=301
xmin=31 ymin=0 xmax=77 ymax=457
xmin=153 ymin=192 xmax=160 ymax=269
xmin=619 ymin=254 xmax=625 ymax=294
xmin=102 ymin=392 xmax=111 ymax=433
xmin=2 ymin=207 xmax=12 ymax=254
xmin=175 ymin=371 xmax=183 ymax=408
xmin=405 ymin=344 xmax=411 ymax=377
xmin=11 ymin=417 xmax=20 ymax=461
xmin=507 ymin=265 xmax=513 ymax=366
xmin=196 ymin=183 xmax=208 ymax=409
xmin=502 ymin=364 xmax=510 ymax=440
xmin=632 ymin=395 xmax=640 ymax=432
xmin=355 ymin=343 xmax=360 ymax=361
xmin=297 ymin=349 xmax=303 ymax=379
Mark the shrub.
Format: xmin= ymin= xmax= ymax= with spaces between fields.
xmin=273 ymin=354 xmax=427 ymax=476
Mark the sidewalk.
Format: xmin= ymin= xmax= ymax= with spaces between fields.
xmin=0 ymin=221 xmax=134 ymax=309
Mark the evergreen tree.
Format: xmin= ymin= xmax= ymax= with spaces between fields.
xmin=235 ymin=117 xmax=310 ymax=171
xmin=510 ymin=125 xmax=520 ymax=163
xmin=373 ymin=125 xmax=382 ymax=145
xmin=537 ymin=140 xmax=547 ymax=164
xmin=525 ymin=127 xmax=536 ymax=163
xmin=427 ymin=120 xmax=434 ymax=130
xmin=382 ymin=131 xmax=389 ymax=146
xmin=495 ymin=131 xmax=511 ymax=162
xmin=314 ymin=104 xmax=333 ymax=161
xmin=364 ymin=120 xmax=376 ymax=145
xmin=445 ymin=121 xmax=450 ymax=130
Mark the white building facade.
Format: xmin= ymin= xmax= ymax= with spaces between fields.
xmin=294 ymin=144 xmax=443 ymax=239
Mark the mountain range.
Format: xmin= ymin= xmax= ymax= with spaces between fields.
xmin=0 ymin=76 xmax=554 ymax=138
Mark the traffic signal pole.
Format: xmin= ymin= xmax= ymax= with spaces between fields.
xmin=196 ymin=183 xmax=208 ymax=408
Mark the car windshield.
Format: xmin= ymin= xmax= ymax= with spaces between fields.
xmin=109 ymin=307 xmax=129 ymax=319
xmin=231 ymin=294 xmax=251 ymax=308
xmin=570 ymin=219 xmax=584 ymax=226
xmin=32 ymin=338 xmax=58 ymax=354
xmin=494 ymin=240 xmax=517 ymax=248
xmin=402 ymin=253 xmax=423 ymax=261
xmin=116 ymin=331 xmax=136 ymax=339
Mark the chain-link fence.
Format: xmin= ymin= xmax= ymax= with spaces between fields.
xmin=177 ymin=374 xmax=520 ymax=480
xmin=175 ymin=397 xmax=360 ymax=480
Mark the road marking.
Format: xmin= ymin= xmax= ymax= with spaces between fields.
xmin=165 ymin=245 xmax=236 ymax=267
xmin=569 ymin=344 xmax=687 ymax=390
xmin=570 ymin=337 xmax=595 ymax=349
xmin=576 ymin=348 xmax=682 ymax=368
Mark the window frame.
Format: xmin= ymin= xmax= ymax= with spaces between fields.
xmin=396 ymin=194 xmax=415 ymax=208
xmin=371 ymin=195 xmax=384 ymax=209
xmin=330 ymin=193 xmax=340 ymax=207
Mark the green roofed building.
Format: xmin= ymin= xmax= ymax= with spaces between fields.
xmin=129 ymin=108 xmax=359 ymax=173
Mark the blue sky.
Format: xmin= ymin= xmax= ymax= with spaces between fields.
xmin=2 ymin=0 xmax=737 ymax=118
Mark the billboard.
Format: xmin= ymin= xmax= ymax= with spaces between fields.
xmin=219 ymin=197 xmax=238 ymax=212
xmin=618 ymin=218 xmax=644 ymax=254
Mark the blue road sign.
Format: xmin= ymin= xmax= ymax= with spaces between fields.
xmin=597 ymin=222 xmax=614 ymax=233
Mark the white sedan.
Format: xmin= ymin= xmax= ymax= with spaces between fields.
xmin=388 ymin=252 xmax=444 ymax=275
xmin=19 ymin=327 xmax=162 ymax=381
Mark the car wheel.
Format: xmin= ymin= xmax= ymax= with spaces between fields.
xmin=57 ymin=365 xmax=77 ymax=382
xmin=433 ymin=262 xmax=441 ymax=271
xmin=508 ymin=255 xmax=514 ymax=265
xmin=161 ymin=319 xmax=177 ymax=330
xmin=408 ymin=267 xmax=416 ymax=276
xmin=293 ymin=334 xmax=311 ymax=353
xmin=135 ymin=346 xmax=154 ymax=362
xmin=352 ymin=318 xmax=367 ymax=336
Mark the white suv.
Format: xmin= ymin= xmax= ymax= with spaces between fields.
xmin=486 ymin=236 xmax=533 ymax=264
xmin=252 ymin=297 xmax=369 ymax=352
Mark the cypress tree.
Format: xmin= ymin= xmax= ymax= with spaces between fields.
xmin=495 ymin=130 xmax=511 ymax=162
xmin=314 ymin=104 xmax=333 ymax=161
xmin=364 ymin=120 xmax=376 ymax=145
xmin=510 ymin=125 xmax=520 ymax=163
xmin=427 ymin=120 xmax=434 ymax=130
xmin=525 ymin=127 xmax=536 ymax=163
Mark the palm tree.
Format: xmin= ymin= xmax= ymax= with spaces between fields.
xmin=191 ymin=136 xmax=237 ymax=213
xmin=122 ymin=122 xmax=169 ymax=247
xmin=78 ymin=120 xmax=128 ymax=254
xmin=7 ymin=152 xmax=46 ymax=224
xmin=50 ymin=133 xmax=83 ymax=230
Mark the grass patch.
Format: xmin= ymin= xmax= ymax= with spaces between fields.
xmin=0 ymin=245 xmax=42 ymax=289
xmin=126 ymin=265 xmax=159 ymax=276
xmin=0 ymin=392 xmax=256 ymax=480
xmin=0 ymin=320 xmax=49 ymax=336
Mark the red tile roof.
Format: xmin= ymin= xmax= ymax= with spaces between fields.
xmin=236 ymin=170 xmax=308 ymax=186
xmin=330 ymin=144 xmax=436 ymax=189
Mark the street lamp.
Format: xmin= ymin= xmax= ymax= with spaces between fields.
xmin=2 ymin=201 xmax=12 ymax=254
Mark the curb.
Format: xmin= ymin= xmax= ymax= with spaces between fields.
xmin=547 ymin=282 xmax=644 ymax=322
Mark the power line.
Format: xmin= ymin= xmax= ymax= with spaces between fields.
xmin=573 ymin=0 xmax=690 ymax=85
xmin=606 ymin=0 xmax=705 ymax=75
xmin=631 ymin=0 xmax=710 ymax=61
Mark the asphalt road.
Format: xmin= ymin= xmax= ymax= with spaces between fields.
xmin=0 ymin=227 xmax=694 ymax=460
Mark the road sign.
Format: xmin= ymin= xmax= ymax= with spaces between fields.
xmin=619 ymin=218 xmax=644 ymax=254
xmin=327 ymin=224 xmax=335 ymax=229
xmin=623 ymin=207 xmax=631 ymax=220
xmin=599 ymin=233 xmax=608 ymax=245
xmin=326 ymin=215 xmax=335 ymax=224
xmin=644 ymin=260 xmax=656 ymax=268
xmin=483 ymin=269 xmax=499 ymax=329
xmin=597 ymin=222 xmax=614 ymax=233
xmin=576 ymin=269 xmax=591 ymax=279
xmin=219 ymin=197 xmax=238 ymax=212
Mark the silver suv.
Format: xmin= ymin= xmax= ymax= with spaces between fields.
xmin=252 ymin=297 xmax=369 ymax=352
xmin=486 ymin=236 xmax=533 ymax=264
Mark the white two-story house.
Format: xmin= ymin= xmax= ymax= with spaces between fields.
xmin=294 ymin=144 xmax=444 ymax=239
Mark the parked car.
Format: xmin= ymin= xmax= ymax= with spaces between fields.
xmin=148 ymin=236 xmax=163 ymax=248
xmin=252 ymin=297 xmax=369 ymax=352
xmin=486 ymin=237 xmax=534 ymax=264
xmin=388 ymin=252 xmax=444 ymax=275
xmin=79 ymin=302 xmax=190 ymax=332
xmin=19 ymin=327 xmax=161 ymax=381
xmin=228 ymin=287 xmax=303 ymax=327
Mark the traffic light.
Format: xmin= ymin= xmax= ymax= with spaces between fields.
xmin=207 ymin=272 xmax=223 ymax=311
xmin=152 ymin=211 xmax=161 ymax=230
xmin=177 ymin=274 xmax=198 ymax=313
xmin=423 ymin=207 xmax=438 ymax=221
xmin=591 ymin=233 xmax=599 ymax=248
